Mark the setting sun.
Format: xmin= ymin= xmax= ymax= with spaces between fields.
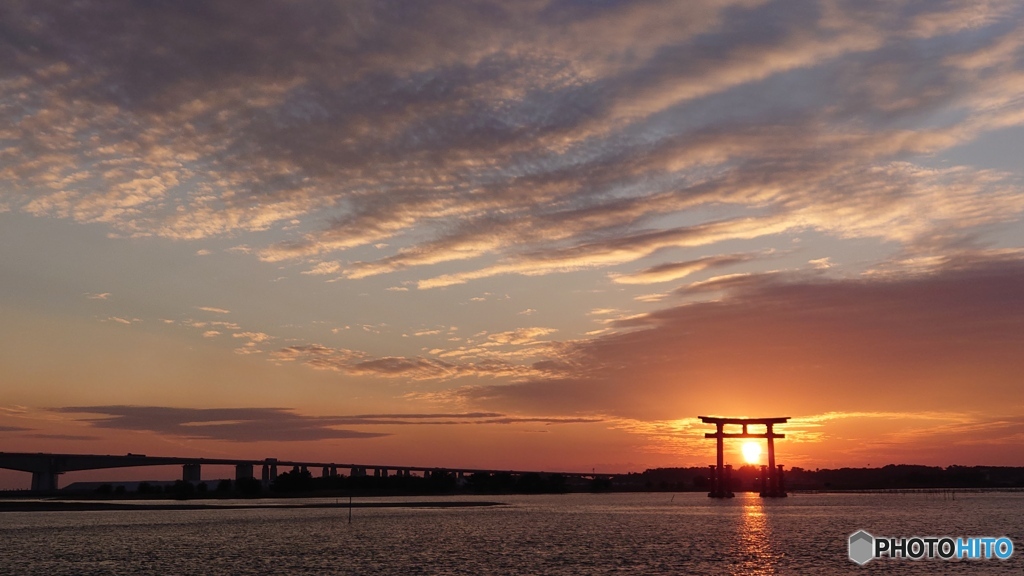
xmin=742 ymin=442 xmax=762 ymax=464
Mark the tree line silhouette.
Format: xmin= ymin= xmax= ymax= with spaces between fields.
xmin=625 ymin=464 xmax=1024 ymax=492
xmin=87 ymin=464 xmax=1021 ymax=498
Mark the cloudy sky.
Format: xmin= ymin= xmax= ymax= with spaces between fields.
xmin=2 ymin=0 xmax=1024 ymax=488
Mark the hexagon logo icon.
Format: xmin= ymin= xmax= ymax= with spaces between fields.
xmin=849 ymin=530 xmax=874 ymax=565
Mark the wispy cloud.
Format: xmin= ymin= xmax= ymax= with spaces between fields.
xmin=196 ymin=306 xmax=231 ymax=315
xmin=54 ymin=406 xmax=601 ymax=442
xmin=106 ymin=316 xmax=139 ymax=325
xmin=610 ymin=253 xmax=761 ymax=285
xmin=301 ymin=261 xmax=341 ymax=276
xmin=270 ymin=344 xmax=522 ymax=381
xmin=233 ymin=331 xmax=271 ymax=343
xmin=605 ymin=409 xmax=1024 ymax=465
xmin=21 ymin=433 xmax=99 ymax=441
xmin=55 ymin=406 xmax=389 ymax=442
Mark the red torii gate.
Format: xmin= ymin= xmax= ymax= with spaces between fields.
xmin=699 ymin=416 xmax=789 ymax=498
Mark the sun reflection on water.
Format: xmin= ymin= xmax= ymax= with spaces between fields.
xmin=738 ymin=494 xmax=784 ymax=575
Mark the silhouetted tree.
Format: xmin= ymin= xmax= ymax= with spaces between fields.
xmin=235 ymin=477 xmax=263 ymax=496
xmin=171 ymin=480 xmax=195 ymax=499
xmin=589 ymin=477 xmax=612 ymax=492
xmin=272 ymin=468 xmax=314 ymax=492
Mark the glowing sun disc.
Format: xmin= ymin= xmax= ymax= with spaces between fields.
xmin=742 ymin=441 xmax=761 ymax=464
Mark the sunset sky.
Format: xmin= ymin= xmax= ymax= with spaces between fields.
xmin=2 ymin=0 xmax=1024 ymax=489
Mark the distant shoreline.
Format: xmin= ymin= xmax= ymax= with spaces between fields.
xmin=0 ymin=500 xmax=505 ymax=513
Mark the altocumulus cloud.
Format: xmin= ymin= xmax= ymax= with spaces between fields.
xmin=1 ymin=0 xmax=1022 ymax=289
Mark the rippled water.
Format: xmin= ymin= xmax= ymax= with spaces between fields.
xmin=2 ymin=492 xmax=1023 ymax=574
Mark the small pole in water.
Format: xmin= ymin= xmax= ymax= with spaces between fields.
xmin=348 ymin=495 xmax=352 ymax=524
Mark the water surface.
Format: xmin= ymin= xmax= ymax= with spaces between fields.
xmin=2 ymin=492 xmax=1021 ymax=574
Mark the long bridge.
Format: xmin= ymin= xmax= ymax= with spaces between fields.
xmin=0 ymin=452 xmax=619 ymax=492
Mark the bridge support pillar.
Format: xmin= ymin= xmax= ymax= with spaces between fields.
xmin=330 ymin=466 xmax=338 ymax=477
xmin=261 ymin=459 xmax=278 ymax=487
xmin=182 ymin=463 xmax=201 ymax=483
xmin=31 ymin=470 xmax=60 ymax=492
xmin=235 ymin=464 xmax=253 ymax=481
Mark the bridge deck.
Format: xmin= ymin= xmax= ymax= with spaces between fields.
xmin=0 ymin=452 xmax=619 ymax=480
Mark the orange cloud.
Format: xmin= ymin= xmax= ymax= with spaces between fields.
xmin=456 ymin=256 xmax=1024 ymax=421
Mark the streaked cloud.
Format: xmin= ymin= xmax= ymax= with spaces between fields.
xmin=233 ymin=332 xmax=272 ymax=343
xmin=486 ymin=327 xmax=557 ymax=346
xmin=270 ymin=343 xmax=537 ymax=381
xmin=55 ymin=406 xmax=387 ymax=442
xmin=301 ymin=261 xmax=341 ymax=276
xmin=607 ymin=409 xmax=1024 ymax=466
xmin=106 ymin=316 xmax=138 ymax=325
xmin=55 ymin=406 xmax=601 ymax=443
xmin=196 ymin=306 xmax=231 ymax=315
xmin=21 ymin=433 xmax=99 ymax=441
xmin=610 ymin=253 xmax=761 ymax=285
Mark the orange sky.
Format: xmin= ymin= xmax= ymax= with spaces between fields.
xmin=2 ymin=0 xmax=1024 ymax=489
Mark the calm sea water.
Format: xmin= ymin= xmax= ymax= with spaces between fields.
xmin=2 ymin=492 xmax=1022 ymax=575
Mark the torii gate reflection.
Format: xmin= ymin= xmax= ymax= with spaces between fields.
xmin=699 ymin=416 xmax=790 ymax=498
